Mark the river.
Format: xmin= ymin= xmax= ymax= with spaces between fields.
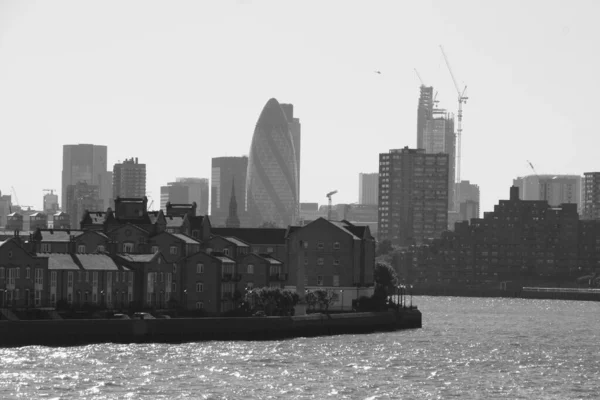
xmin=1 ymin=296 xmax=599 ymax=399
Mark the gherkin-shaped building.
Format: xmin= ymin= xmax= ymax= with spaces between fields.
xmin=246 ymin=98 xmax=299 ymax=227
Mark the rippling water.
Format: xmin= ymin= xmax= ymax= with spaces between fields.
xmin=1 ymin=297 xmax=599 ymax=399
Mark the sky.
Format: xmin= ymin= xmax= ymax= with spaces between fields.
xmin=1 ymin=0 xmax=599 ymax=215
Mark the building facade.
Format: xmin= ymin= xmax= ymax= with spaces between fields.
xmin=211 ymin=156 xmax=249 ymax=227
xmin=378 ymin=147 xmax=449 ymax=246
xmin=280 ymin=103 xmax=301 ymax=201
xmin=43 ymin=191 xmax=59 ymax=214
xmin=0 ymin=191 xmax=11 ymax=228
xmin=66 ymin=182 xmax=103 ymax=229
xmin=246 ymin=98 xmax=299 ymax=228
xmin=416 ymin=85 xmax=434 ymax=150
xmin=513 ymin=175 xmax=581 ymax=209
xmin=582 ymin=172 xmax=600 ymax=220
xmin=113 ymin=158 xmax=146 ymax=199
xmin=358 ymin=173 xmax=379 ymax=205
xmin=61 ymin=144 xmax=109 ymax=210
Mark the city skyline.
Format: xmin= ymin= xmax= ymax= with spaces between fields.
xmin=1 ymin=1 xmax=599 ymax=215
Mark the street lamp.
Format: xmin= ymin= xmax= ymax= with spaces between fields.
xmin=410 ymin=285 xmax=413 ymax=308
xmin=340 ymin=289 xmax=344 ymax=312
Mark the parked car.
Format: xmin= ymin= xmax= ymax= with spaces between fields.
xmin=132 ymin=312 xmax=155 ymax=320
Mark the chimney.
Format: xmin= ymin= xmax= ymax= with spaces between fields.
xmin=510 ymin=186 xmax=520 ymax=201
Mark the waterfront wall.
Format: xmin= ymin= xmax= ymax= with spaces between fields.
xmin=0 ymin=310 xmax=422 ymax=347
xmin=413 ymin=287 xmax=600 ymax=302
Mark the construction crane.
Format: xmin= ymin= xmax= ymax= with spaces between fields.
xmin=527 ymin=160 xmax=539 ymax=177
xmin=440 ymin=45 xmax=468 ymax=185
xmin=10 ymin=186 xmax=19 ymax=207
xmin=326 ymin=190 xmax=338 ymax=221
xmin=414 ymin=68 xmax=425 ymax=86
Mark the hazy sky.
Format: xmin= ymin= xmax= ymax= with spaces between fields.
xmin=1 ymin=0 xmax=599 ymax=214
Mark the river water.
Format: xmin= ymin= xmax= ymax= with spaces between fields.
xmin=1 ymin=296 xmax=599 ymax=399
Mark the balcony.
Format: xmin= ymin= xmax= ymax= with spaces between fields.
xmin=221 ymin=273 xmax=232 ymax=282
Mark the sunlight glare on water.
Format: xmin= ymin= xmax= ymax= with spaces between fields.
xmin=1 ymin=297 xmax=599 ymax=399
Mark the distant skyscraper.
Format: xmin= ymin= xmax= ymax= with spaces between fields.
xmin=113 ymin=158 xmax=146 ymax=199
xmin=280 ymin=103 xmax=301 ymax=200
xmin=211 ymin=156 xmax=248 ymax=227
xmin=160 ymin=178 xmax=209 ymax=215
xmin=513 ymin=175 xmax=581 ymax=209
xmin=582 ymin=172 xmax=600 ymax=220
xmin=378 ymin=147 xmax=449 ymax=246
xmin=0 ymin=191 xmax=11 ymax=228
xmin=61 ymin=144 xmax=108 ymax=210
xmin=246 ymin=98 xmax=299 ymax=227
xmin=43 ymin=190 xmax=59 ymax=214
xmin=358 ymin=173 xmax=379 ymax=205
xmin=422 ymin=112 xmax=456 ymax=211
xmin=416 ymin=85 xmax=434 ymax=149
xmin=456 ymin=180 xmax=480 ymax=218
xmin=66 ymin=182 xmax=103 ymax=229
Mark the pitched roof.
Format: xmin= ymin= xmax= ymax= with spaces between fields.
xmin=211 ymin=228 xmax=287 ymax=245
xmin=77 ymin=254 xmax=120 ymax=271
xmin=147 ymin=211 xmax=160 ymax=224
xmin=39 ymin=229 xmax=85 ymax=242
xmin=117 ymin=253 xmax=158 ymax=263
xmin=257 ymin=254 xmax=282 ymax=265
xmin=165 ymin=215 xmax=185 ymax=228
xmin=107 ymin=223 xmax=149 ymax=235
xmin=213 ymin=255 xmax=235 ymax=264
xmin=36 ymin=254 xmax=80 ymax=270
xmin=172 ymin=233 xmax=200 ymax=245
xmin=221 ymin=236 xmax=250 ymax=247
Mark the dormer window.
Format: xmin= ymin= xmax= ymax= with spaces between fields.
xmin=41 ymin=243 xmax=51 ymax=253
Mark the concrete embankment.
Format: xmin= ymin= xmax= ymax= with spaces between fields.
xmin=413 ymin=287 xmax=600 ymax=302
xmin=0 ymin=309 xmax=422 ymax=347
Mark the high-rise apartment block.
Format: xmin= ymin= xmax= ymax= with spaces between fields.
xmin=160 ymin=178 xmax=209 ymax=215
xmin=582 ymin=172 xmax=600 ymax=220
xmin=0 ymin=191 xmax=11 ymax=228
xmin=113 ymin=158 xmax=146 ymax=199
xmin=61 ymin=144 xmax=110 ymax=210
xmin=378 ymin=147 xmax=449 ymax=246
xmin=416 ymin=85 xmax=434 ymax=151
xmin=358 ymin=173 xmax=379 ymax=205
xmin=211 ymin=156 xmax=249 ymax=227
xmin=513 ymin=175 xmax=581 ymax=210
xmin=43 ymin=190 xmax=59 ymax=214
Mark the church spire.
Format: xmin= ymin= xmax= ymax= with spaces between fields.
xmin=225 ymin=177 xmax=240 ymax=228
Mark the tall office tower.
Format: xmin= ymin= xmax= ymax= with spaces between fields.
xmin=513 ymin=175 xmax=581 ymax=209
xmin=422 ymin=112 xmax=456 ymax=211
xmin=378 ymin=147 xmax=449 ymax=246
xmin=160 ymin=178 xmax=209 ymax=215
xmin=61 ymin=144 xmax=108 ymax=210
xmin=358 ymin=172 xmax=379 ymax=205
xmin=582 ymin=172 xmax=600 ymax=220
xmin=66 ymin=182 xmax=103 ymax=229
xmin=113 ymin=158 xmax=146 ymax=199
xmin=456 ymin=180 xmax=480 ymax=219
xmin=211 ymin=156 xmax=248 ymax=227
xmin=280 ymin=103 xmax=301 ymax=200
xmin=0 ymin=191 xmax=11 ymax=228
xmin=416 ymin=85 xmax=434 ymax=149
xmin=246 ymin=98 xmax=299 ymax=227
xmin=43 ymin=190 xmax=59 ymax=214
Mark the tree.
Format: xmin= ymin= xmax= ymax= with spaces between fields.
xmin=374 ymin=261 xmax=399 ymax=292
xmin=313 ymin=289 xmax=335 ymax=312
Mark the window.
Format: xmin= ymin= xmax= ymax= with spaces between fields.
xmin=197 ymin=263 xmax=204 ymax=274
xmin=302 ymin=241 xmax=309 ymax=249
xmin=67 ymin=272 xmax=73 ymax=288
xmin=317 ymin=241 xmax=324 ymax=250
xmin=35 ymin=269 xmax=43 ymax=285
xmin=41 ymin=243 xmax=51 ymax=252
xmin=333 ymin=275 xmax=340 ymax=287
xmin=115 ymin=271 xmax=119 ymax=283
xmin=15 ymin=288 xmax=19 ymax=300
xmin=252 ymin=247 xmax=260 ymax=254
xmin=7 ymin=251 xmax=12 ymax=259
xmin=317 ymin=258 xmax=324 ymax=266
xmin=333 ymin=242 xmax=341 ymax=250
xmin=26 ymin=267 xmax=31 ymax=279
xmin=223 ymin=248 xmax=229 ymax=256
xmin=334 ymin=259 xmax=340 ymax=266
xmin=67 ymin=293 xmax=72 ymax=304
xmin=266 ymin=247 xmax=274 ymax=253
xmin=304 ymin=259 xmax=308 ymax=265
xmin=173 ymin=263 xmax=177 ymax=273
xmin=123 ymin=243 xmax=134 ymax=253
xmin=170 ymin=246 xmax=178 ymax=255
xmin=247 ymin=264 xmax=254 ymax=274
xmin=97 ymin=245 xmax=105 ymax=252
xmin=85 ymin=271 xmax=90 ymax=283
xmin=15 ymin=267 xmax=20 ymax=279
xmin=92 ymin=272 xmax=98 ymax=286
xmin=192 ymin=230 xmax=200 ymax=239
xmin=151 ymin=246 xmax=159 ymax=253
xmin=160 ymin=272 xmax=164 ymax=282
xmin=317 ymin=275 xmax=323 ymax=286
xmin=196 ymin=301 xmax=204 ymax=309
xmin=77 ymin=245 xmax=86 ymax=253
xmin=196 ymin=282 xmax=204 ymax=293
xmin=304 ymin=276 xmax=308 ymax=286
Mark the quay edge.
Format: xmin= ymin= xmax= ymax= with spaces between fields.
xmin=0 ymin=309 xmax=422 ymax=347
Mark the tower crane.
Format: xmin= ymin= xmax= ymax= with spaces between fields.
xmin=527 ymin=160 xmax=539 ymax=177
xmin=440 ymin=45 xmax=468 ymax=185
xmin=326 ymin=190 xmax=338 ymax=221
xmin=414 ymin=68 xmax=425 ymax=86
